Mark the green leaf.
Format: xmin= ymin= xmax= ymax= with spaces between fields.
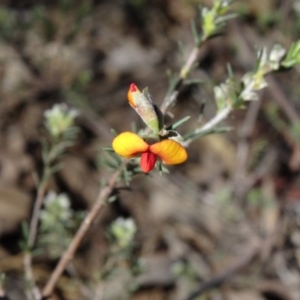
xmin=281 ymin=40 xmax=300 ymax=68
xmin=101 ymin=158 xmax=119 ymax=170
xmin=131 ymin=121 xmax=137 ymax=133
xmin=167 ymin=116 xmax=191 ymax=130
xmin=107 ymin=195 xmax=117 ymax=203
xmin=110 ymin=128 xmax=118 ymax=137
xmin=184 ymin=126 xmax=232 ymax=140
xmin=166 ymin=69 xmax=178 ymax=96
xmin=107 ymin=151 xmax=122 ymax=163
xmin=183 ymin=78 xmax=203 ymax=86
xmin=21 ymin=221 xmax=29 ymax=242
xmin=123 ymin=168 xmax=132 ymax=185
xmin=215 ymin=13 xmax=237 ymax=25
xmin=190 ymin=19 xmax=201 ymax=45
xmin=103 ymin=146 xmax=114 ymax=152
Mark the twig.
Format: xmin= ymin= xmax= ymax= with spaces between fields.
xmin=23 ymin=182 xmax=48 ymax=300
xmin=183 ymin=106 xmax=232 ymax=147
xmin=160 ymin=47 xmax=203 ymax=114
xmin=24 ymin=253 xmax=42 ymax=300
xmin=41 ymin=164 xmax=124 ymax=298
xmin=28 ymin=183 xmax=48 ymax=250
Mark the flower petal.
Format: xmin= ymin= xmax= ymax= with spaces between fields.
xmin=140 ymin=152 xmax=157 ymax=172
xmin=127 ymin=83 xmax=141 ymax=108
xmin=112 ymin=132 xmax=149 ymax=158
xmin=150 ymin=139 xmax=187 ymax=165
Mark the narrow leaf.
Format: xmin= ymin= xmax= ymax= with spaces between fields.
xmin=167 ymin=116 xmax=191 ymax=130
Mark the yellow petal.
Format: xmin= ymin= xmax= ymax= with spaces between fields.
xmin=127 ymin=83 xmax=141 ymax=108
xmin=112 ymin=132 xmax=149 ymax=158
xmin=150 ymin=139 xmax=187 ymax=165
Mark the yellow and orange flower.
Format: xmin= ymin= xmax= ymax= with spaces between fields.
xmin=112 ymin=132 xmax=187 ymax=173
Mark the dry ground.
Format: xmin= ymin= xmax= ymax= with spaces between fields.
xmin=0 ymin=1 xmax=300 ymax=300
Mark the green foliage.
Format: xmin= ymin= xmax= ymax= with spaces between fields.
xmin=101 ymin=149 xmax=146 ymax=184
xmin=201 ymin=0 xmax=236 ymax=40
xmin=179 ymin=37 xmax=300 ymax=146
xmin=184 ymin=125 xmax=232 ymax=142
xmin=99 ymin=150 xmax=122 ymax=171
xmin=214 ymin=76 xmax=243 ymax=109
xmin=41 ymin=103 xmax=80 ymax=184
xmin=166 ymin=116 xmax=191 ymax=131
xmin=240 ymin=45 xmax=286 ymax=101
xmin=109 ymin=217 xmax=137 ymax=250
xmin=190 ymin=0 xmax=236 ymax=46
xmin=37 ymin=192 xmax=85 ymax=259
xmin=221 ymin=44 xmax=286 ymax=105
xmin=44 ymin=103 xmax=79 ymax=139
xmin=95 ymin=217 xmax=142 ymax=297
xmin=281 ymin=40 xmax=300 ymax=68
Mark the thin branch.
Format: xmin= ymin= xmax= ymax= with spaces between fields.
xmin=23 ymin=182 xmax=48 ymax=300
xmin=41 ymin=164 xmax=124 ymax=298
xmin=160 ymin=47 xmax=203 ymax=114
xmin=24 ymin=253 xmax=42 ymax=300
xmin=28 ymin=182 xmax=48 ymax=249
xmin=183 ymin=106 xmax=232 ymax=146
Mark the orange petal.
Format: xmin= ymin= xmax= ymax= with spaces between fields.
xmin=150 ymin=139 xmax=187 ymax=165
xmin=127 ymin=83 xmax=141 ymax=108
xmin=140 ymin=152 xmax=157 ymax=172
xmin=112 ymin=132 xmax=149 ymax=158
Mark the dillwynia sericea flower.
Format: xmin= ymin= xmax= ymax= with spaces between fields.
xmin=112 ymin=83 xmax=187 ymax=173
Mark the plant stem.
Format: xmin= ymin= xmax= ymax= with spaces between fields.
xmin=24 ymin=181 xmax=48 ymax=300
xmin=28 ymin=182 xmax=47 ymax=249
xmin=160 ymin=46 xmax=203 ymax=114
xmin=42 ymin=164 xmax=124 ymax=298
xmin=183 ymin=106 xmax=232 ymax=146
xmin=24 ymin=253 xmax=42 ymax=300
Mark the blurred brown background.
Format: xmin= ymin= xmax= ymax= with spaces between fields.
xmin=0 ymin=0 xmax=300 ymax=299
